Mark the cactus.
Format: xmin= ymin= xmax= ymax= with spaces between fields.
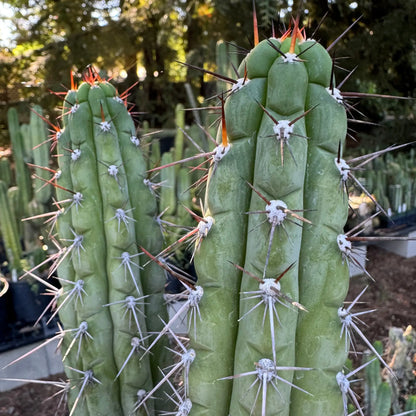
xmin=0 ymin=180 xmax=23 ymax=278
xmin=29 ymin=105 xmax=53 ymax=206
xmin=36 ymin=71 xmax=170 ymax=415
xmin=362 ymin=149 xmax=416 ymax=217
xmin=7 ymin=12 xmax=415 ymax=416
xmin=0 ymin=157 xmax=12 ymax=187
xmin=364 ymin=341 xmax=393 ymax=416
xmin=7 ymin=107 xmax=33 ymax=214
xmin=185 ymin=24 xmax=353 ymax=415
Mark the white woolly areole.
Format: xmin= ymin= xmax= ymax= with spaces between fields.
xmin=100 ymin=121 xmax=112 ymax=132
xmin=337 ymin=234 xmax=352 ymax=254
xmin=79 ymin=321 xmax=88 ymax=332
xmin=73 ymin=192 xmax=83 ymax=204
xmin=188 ymin=285 xmax=204 ymax=307
xmin=113 ymin=96 xmax=124 ymax=104
xmin=283 ymin=52 xmax=298 ymax=63
xmin=74 ymin=278 xmax=84 ymax=290
xmin=198 ymin=216 xmax=214 ymax=238
xmin=136 ymin=389 xmax=146 ymax=400
xmin=71 ymin=148 xmax=81 ymax=161
xmin=334 ymin=157 xmax=350 ymax=182
xmin=212 ymin=143 xmax=231 ymax=162
xmin=337 ymin=306 xmax=351 ymax=322
xmin=183 ymin=348 xmax=196 ymax=366
xmin=273 ymin=120 xmax=293 ymax=141
xmin=115 ymin=208 xmax=127 ymax=219
xmin=131 ymin=337 xmax=142 ymax=347
xmin=125 ymin=295 xmax=136 ymax=307
xmin=178 ymin=398 xmax=192 ymax=415
xmin=326 ymin=87 xmax=343 ymax=103
xmin=130 ymin=135 xmax=140 ymax=146
xmin=108 ymin=165 xmax=118 ymax=177
xmin=231 ymin=77 xmax=250 ymax=92
xmin=55 ymin=170 xmax=62 ymax=180
xmin=259 ymin=278 xmax=281 ymax=299
xmin=266 ymin=200 xmax=287 ymax=225
xmin=71 ymin=103 xmax=80 ymax=114
xmin=336 ymin=371 xmax=350 ymax=392
xmin=256 ymin=358 xmax=276 ymax=381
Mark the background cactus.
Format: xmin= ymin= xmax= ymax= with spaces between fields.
xmin=364 ymin=341 xmax=393 ymax=416
xmin=0 ymin=180 xmax=23 ymax=278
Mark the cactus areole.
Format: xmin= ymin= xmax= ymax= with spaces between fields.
xmin=27 ymin=17 xmax=407 ymax=416
xmin=190 ymin=25 xmax=350 ymax=415
xmin=54 ymin=70 xmax=169 ymax=416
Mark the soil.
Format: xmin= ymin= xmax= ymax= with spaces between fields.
xmin=0 ymin=245 xmax=415 ymax=416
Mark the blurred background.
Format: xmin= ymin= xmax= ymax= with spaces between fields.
xmin=0 ymin=0 xmax=415 ymax=147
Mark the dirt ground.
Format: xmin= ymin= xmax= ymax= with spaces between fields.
xmin=0 ymin=244 xmax=415 ymax=416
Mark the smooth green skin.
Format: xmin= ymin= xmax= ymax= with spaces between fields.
xmin=6 ymin=186 xmax=23 ymax=238
xmin=364 ymin=342 xmax=392 ymax=416
xmin=190 ymin=77 xmax=265 ymax=414
xmin=174 ymin=103 xmax=185 ymax=175
xmin=0 ymin=157 xmax=12 ymax=187
xmin=8 ymin=107 xmax=33 ymax=214
xmin=191 ymin=37 xmax=349 ymax=416
xmin=216 ymin=40 xmax=229 ymax=93
xmin=0 ymin=181 xmax=22 ymax=273
xmin=405 ymin=395 xmax=416 ymax=411
xmin=289 ymin=44 xmax=349 ymax=416
xmin=374 ymin=383 xmax=392 ymax=416
xmin=365 ymin=347 xmax=383 ymax=415
xmin=160 ymin=151 xmax=176 ymax=216
xmin=30 ymin=105 xmax=52 ymax=205
xmin=20 ymin=123 xmax=33 ymax=162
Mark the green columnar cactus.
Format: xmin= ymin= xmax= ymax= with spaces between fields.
xmin=51 ymin=73 xmax=168 ymax=415
xmin=30 ymin=105 xmax=52 ymax=205
xmin=0 ymin=180 xmax=23 ymax=277
xmin=216 ymin=40 xmax=240 ymax=94
xmin=364 ymin=341 xmax=392 ymax=416
xmin=8 ymin=107 xmax=33 ymax=214
xmin=0 ymin=157 xmax=12 ymax=187
xmin=189 ymin=26 xmax=352 ymax=415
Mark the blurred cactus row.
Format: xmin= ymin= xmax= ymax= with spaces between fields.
xmin=357 ymin=148 xmax=416 ymax=217
xmin=0 ymin=106 xmax=52 ymax=279
xmin=362 ymin=327 xmax=416 ymax=416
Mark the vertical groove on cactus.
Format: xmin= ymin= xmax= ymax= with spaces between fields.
xmin=189 ymin=28 xmax=351 ymax=416
xmin=11 ymin=11 xmax=414 ymax=416
xmin=52 ymin=75 xmax=169 ymax=415
xmin=0 ymin=180 xmax=23 ymax=275
xmin=8 ymin=107 xmax=33 ymax=214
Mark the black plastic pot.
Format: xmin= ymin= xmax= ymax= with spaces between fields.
xmin=0 ymin=281 xmax=12 ymax=337
xmin=10 ymin=280 xmax=49 ymax=324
